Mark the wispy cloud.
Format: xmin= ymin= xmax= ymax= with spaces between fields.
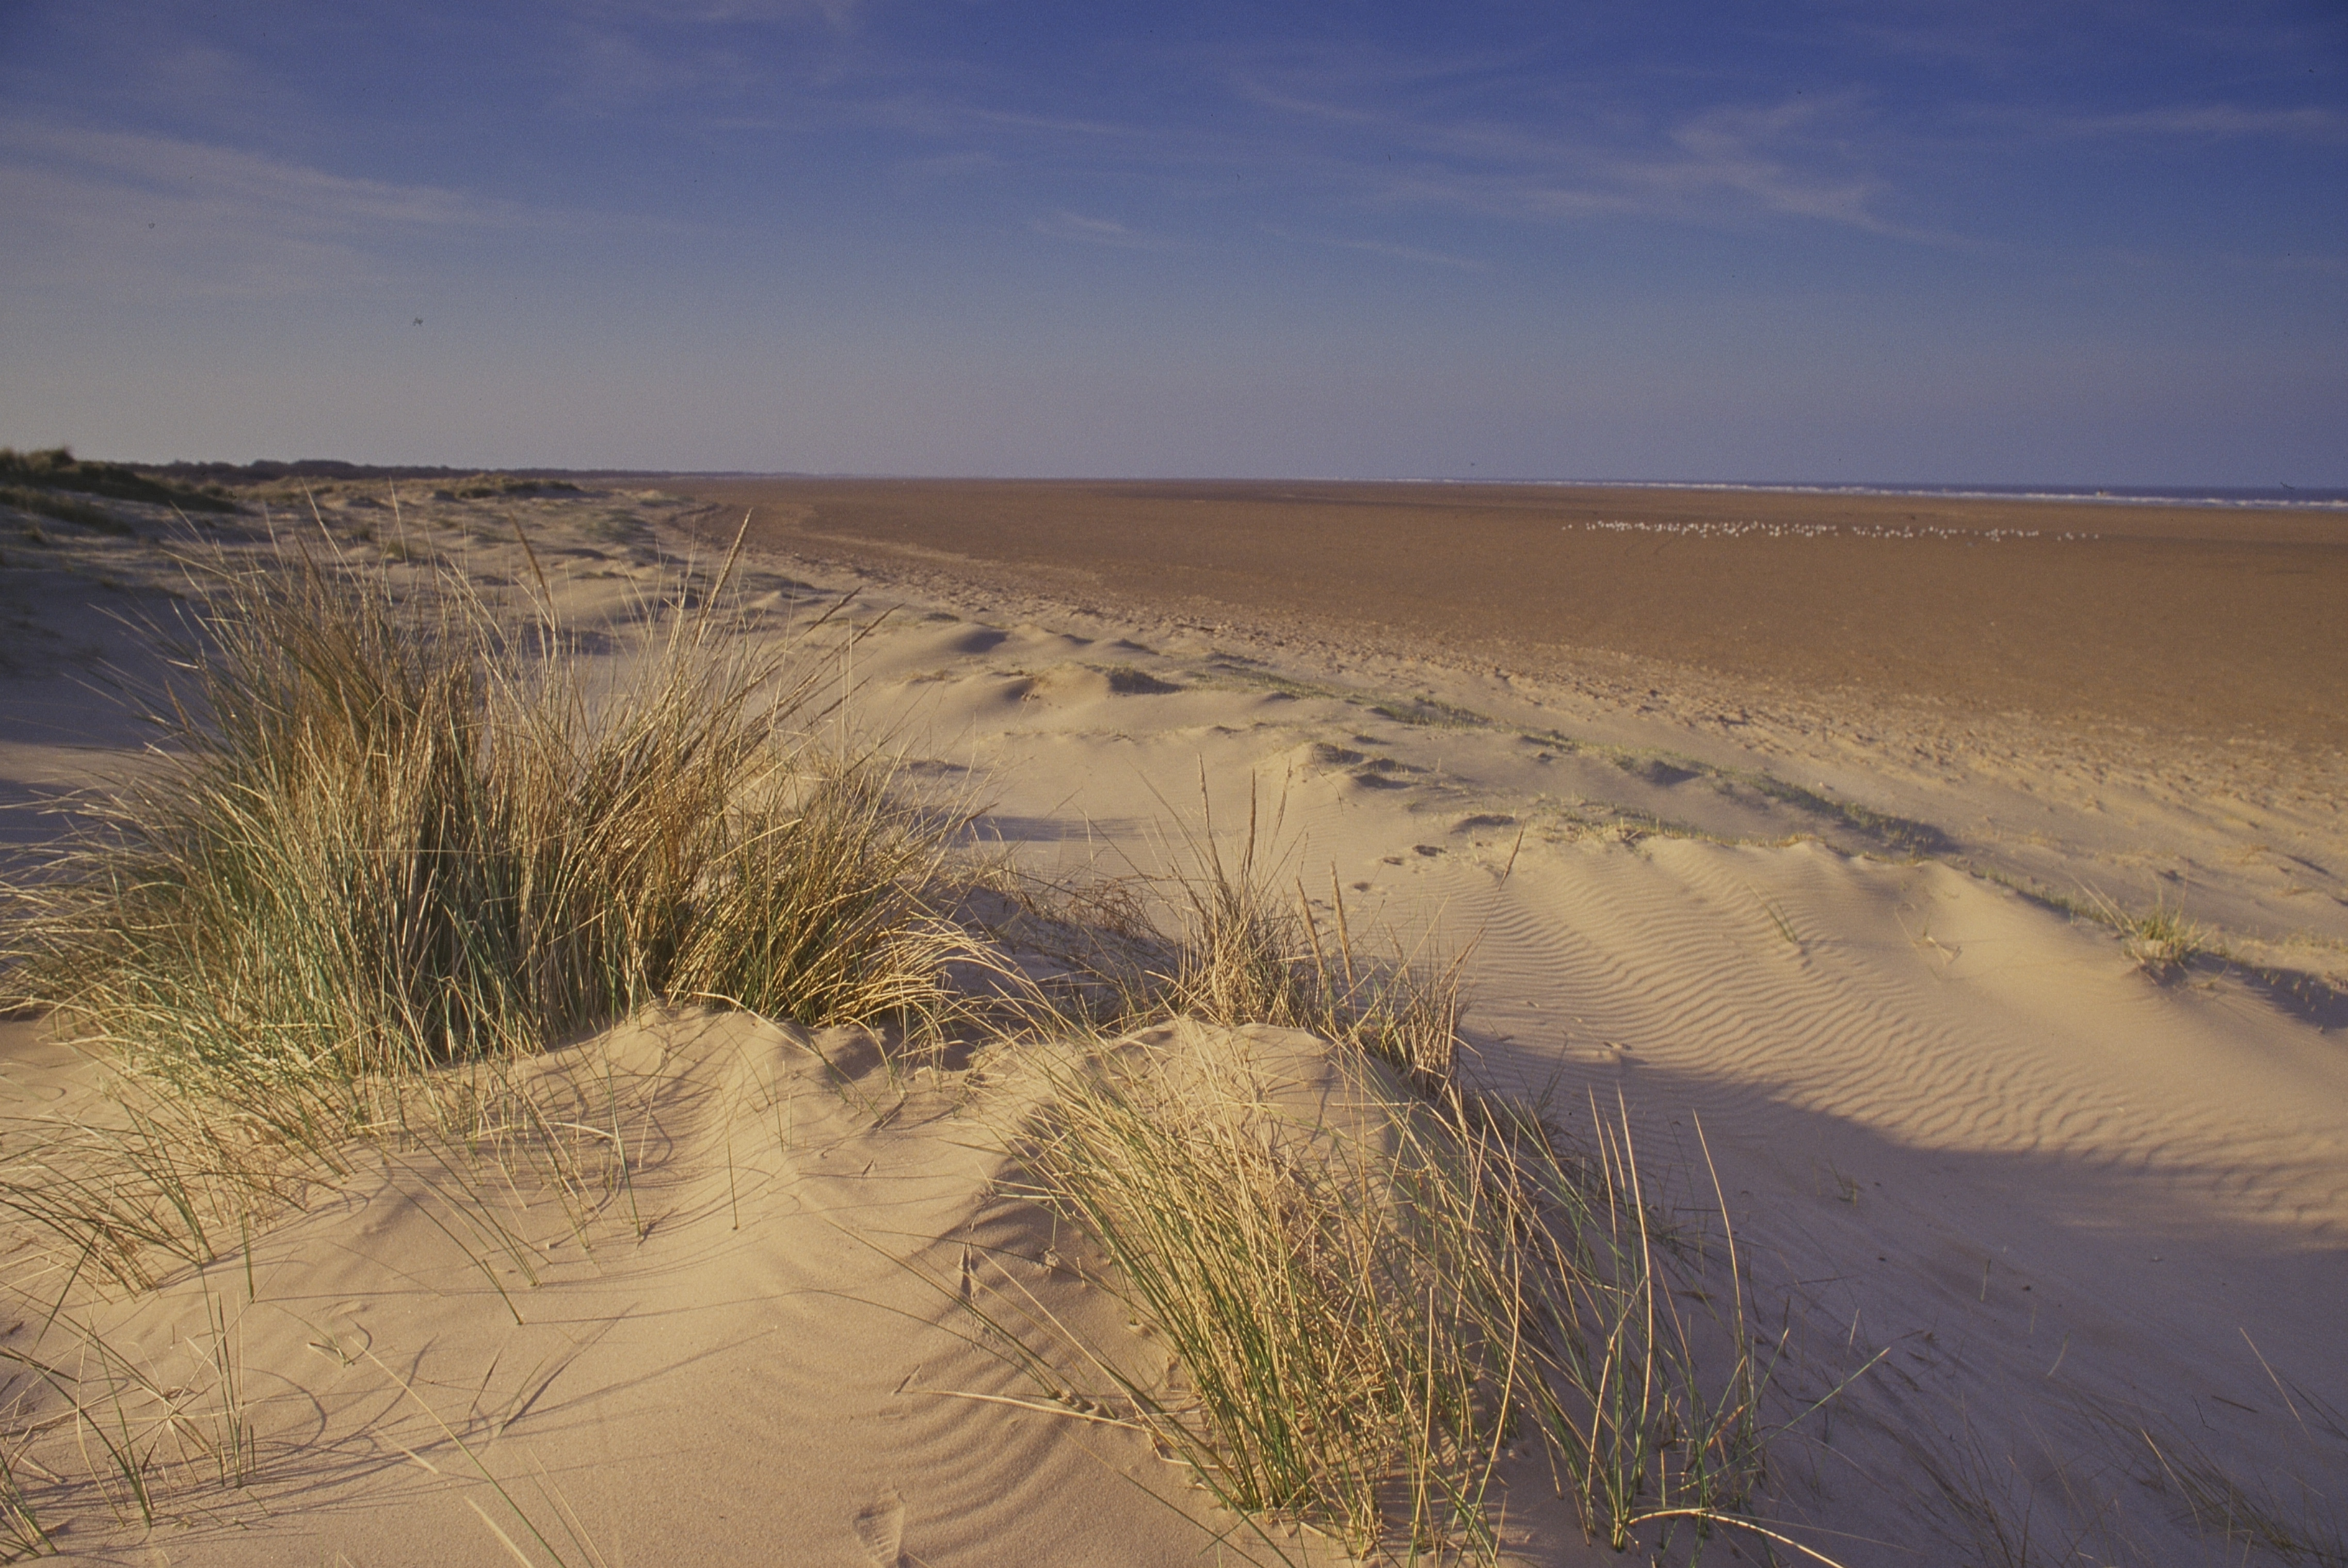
xmin=557 ymin=26 xmax=768 ymax=110
xmin=1261 ymin=224 xmax=1486 ymax=271
xmin=0 ymin=121 xmax=589 ymax=298
xmin=1643 ymin=100 xmax=1891 ymax=229
xmin=7 ymin=122 xmax=539 ymax=230
xmin=562 ymin=0 xmax=862 ymax=28
xmin=855 ymin=46 xmax=1931 ymax=246
xmin=889 ymin=148 xmax=1001 ymax=183
xmin=1230 ymin=70 xmax=1916 ymax=238
xmin=1028 ymin=210 xmax=1172 ymax=250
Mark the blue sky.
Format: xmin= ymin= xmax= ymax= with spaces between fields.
xmin=2 ymin=2 xmax=2342 ymax=482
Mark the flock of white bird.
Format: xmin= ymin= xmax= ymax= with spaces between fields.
xmin=1566 ymin=520 xmax=2099 ymax=541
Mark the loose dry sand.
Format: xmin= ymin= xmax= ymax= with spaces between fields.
xmin=3 ymin=478 xmax=2343 ymax=1565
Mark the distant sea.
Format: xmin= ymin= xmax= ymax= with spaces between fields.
xmin=1454 ymin=479 xmax=2348 ymax=510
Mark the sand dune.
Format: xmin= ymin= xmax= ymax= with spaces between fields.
xmin=0 ymin=1008 xmax=1379 ymax=1565
xmin=2 ymin=480 xmax=2342 ymax=1564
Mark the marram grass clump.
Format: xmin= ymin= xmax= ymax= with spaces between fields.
xmin=963 ymin=1017 xmax=1832 ymax=1565
xmin=1015 ymin=1028 xmax=1522 ymax=1559
xmin=948 ymin=812 xmax=1849 ymax=1564
xmin=1164 ymin=784 xmax=1465 ymax=1091
xmin=2 ymin=527 xmax=966 ymax=1116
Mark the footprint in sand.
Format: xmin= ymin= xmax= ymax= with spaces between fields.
xmin=851 ymin=1488 xmax=906 ymax=1567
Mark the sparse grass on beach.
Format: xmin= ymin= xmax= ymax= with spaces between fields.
xmin=1896 ymin=1387 xmax=2348 ymax=1568
xmin=943 ymin=809 xmax=1850 ymax=1564
xmin=0 ymin=446 xmax=237 ymax=515
xmin=1164 ymin=783 xmax=1464 ymax=1090
xmin=0 ymin=511 xmax=1887 ymax=1566
xmin=0 ymin=483 xmax=132 ymax=535
xmin=2080 ymin=885 xmax=2212 ymax=973
xmin=2119 ymin=893 xmax=2211 ymax=973
xmin=2134 ymin=1423 xmax=2348 ymax=1567
xmin=966 ymin=1031 xmax=1840 ymax=1563
xmin=0 ymin=497 xmax=2158 ymax=1568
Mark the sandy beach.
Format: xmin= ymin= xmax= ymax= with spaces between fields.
xmin=3 ymin=476 xmax=2343 ymax=1566
xmin=665 ymin=477 xmax=2348 ymax=755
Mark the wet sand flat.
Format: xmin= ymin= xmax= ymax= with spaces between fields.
xmin=665 ymin=478 xmax=2348 ymax=751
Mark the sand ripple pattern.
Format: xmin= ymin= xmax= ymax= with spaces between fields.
xmin=1442 ymin=838 xmax=2348 ymax=1249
